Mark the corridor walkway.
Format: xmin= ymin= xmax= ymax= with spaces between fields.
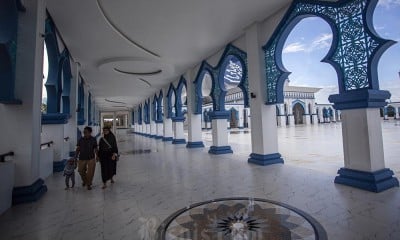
xmin=0 ymin=123 xmax=399 ymax=240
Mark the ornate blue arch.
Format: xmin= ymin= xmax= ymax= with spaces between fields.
xmin=166 ymin=83 xmax=176 ymax=119
xmin=193 ymin=44 xmax=249 ymax=115
xmin=0 ymin=0 xmax=24 ymax=104
xmin=174 ymin=76 xmax=187 ymax=118
xmin=61 ymin=49 xmax=71 ymax=115
xmin=291 ymin=99 xmax=306 ymax=110
xmin=44 ymin=16 xmax=62 ymax=114
xmin=193 ymin=61 xmax=217 ymax=114
xmin=77 ymin=77 xmax=85 ymax=125
xmin=144 ymin=99 xmax=150 ymax=124
xmin=152 ymin=94 xmax=157 ymax=122
xmin=263 ymin=0 xmax=394 ymax=109
xmin=88 ymin=92 xmax=92 ymax=125
xmin=156 ymin=90 xmax=163 ymax=122
xmin=138 ymin=104 xmax=143 ymax=125
xmin=217 ymin=44 xmax=249 ymax=108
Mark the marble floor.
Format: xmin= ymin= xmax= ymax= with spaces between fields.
xmin=0 ymin=121 xmax=399 ymax=239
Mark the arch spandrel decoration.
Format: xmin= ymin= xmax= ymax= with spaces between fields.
xmin=193 ymin=44 xmax=249 ymax=115
xmin=156 ymin=90 xmax=163 ymax=122
xmin=166 ymin=83 xmax=176 ymax=119
xmin=174 ymin=76 xmax=187 ymax=118
xmin=263 ymin=0 xmax=395 ymax=108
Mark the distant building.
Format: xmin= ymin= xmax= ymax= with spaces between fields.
xmin=200 ymin=80 xmax=341 ymax=129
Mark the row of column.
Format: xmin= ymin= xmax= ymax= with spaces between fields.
xmin=133 ymin=21 xmax=398 ymax=193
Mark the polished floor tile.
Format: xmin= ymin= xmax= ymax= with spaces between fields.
xmin=0 ymin=121 xmax=399 ymax=239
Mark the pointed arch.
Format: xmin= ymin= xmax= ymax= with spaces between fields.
xmin=263 ymin=0 xmax=394 ymax=109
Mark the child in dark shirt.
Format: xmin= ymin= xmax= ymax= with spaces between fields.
xmin=64 ymin=158 xmax=77 ymax=190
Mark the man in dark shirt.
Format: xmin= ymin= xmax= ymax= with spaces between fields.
xmin=76 ymin=126 xmax=98 ymax=190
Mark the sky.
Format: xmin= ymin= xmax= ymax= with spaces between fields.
xmin=42 ymin=0 xmax=400 ymax=105
xmin=282 ymin=0 xmax=400 ymax=103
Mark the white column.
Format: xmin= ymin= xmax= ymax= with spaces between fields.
xmin=0 ymin=0 xmax=47 ymax=203
xmin=150 ymin=121 xmax=156 ymax=137
xmin=304 ymin=102 xmax=311 ymax=125
xmin=383 ymin=107 xmax=388 ymax=120
xmin=208 ymin=114 xmax=233 ymax=154
xmin=334 ymin=108 xmax=399 ymax=192
xmin=163 ymin=118 xmax=173 ymax=141
xmin=246 ymin=22 xmax=283 ymax=165
xmin=172 ymin=120 xmax=186 ymax=144
xmin=145 ymin=124 xmax=150 ymax=136
xmin=287 ymin=102 xmax=294 ymax=126
xmin=394 ymin=107 xmax=398 ymax=119
xmin=238 ymin=106 xmax=244 ymax=129
xmin=162 ymin=89 xmax=173 ymax=141
xmin=156 ymin=123 xmax=163 ymax=139
xmin=185 ymin=71 xmax=205 ymax=148
xmin=277 ymin=104 xmax=286 ymax=126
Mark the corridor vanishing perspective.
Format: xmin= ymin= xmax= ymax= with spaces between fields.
xmin=0 ymin=0 xmax=399 ymax=239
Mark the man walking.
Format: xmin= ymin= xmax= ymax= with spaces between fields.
xmin=75 ymin=126 xmax=98 ymax=190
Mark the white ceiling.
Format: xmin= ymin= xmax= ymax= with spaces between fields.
xmin=47 ymin=0 xmax=291 ymax=110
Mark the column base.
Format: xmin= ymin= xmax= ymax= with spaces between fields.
xmin=248 ymin=153 xmax=284 ymax=166
xmin=334 ymin=168 xmax=399 ymax=193
xmin=149 ymin=135 xmax=157 ymax=138
xmin=155 ymin=136 xmax=163 ymax=139
xmin=69 ymin=151 xmax=76 ymax=157
xmin=53 ymin=159 xmax=67 ymax=173
xmin=172 ymin=139 xmax=186 ymax=144
xmin=208 ymin=146 xmax=233 ymax=155
xmin=12 ymin=179 xmax=48 ymax=205
xmin=186 ymin=141 xmax=205 ymax=148
xmin=162 ymin=137 xmax=173 ymax=141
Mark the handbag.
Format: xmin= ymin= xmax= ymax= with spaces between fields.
xmin=101 ymin=137 xmax=119 ymax=161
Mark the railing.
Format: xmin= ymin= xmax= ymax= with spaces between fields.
xmin=0 ymin=151 xmax=14 ymax=162
xmin=40 ymin=141 xmax=54 ymax=149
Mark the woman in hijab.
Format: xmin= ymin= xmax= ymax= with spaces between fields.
xmin=98 ymin=126 xmax=119 ymax=189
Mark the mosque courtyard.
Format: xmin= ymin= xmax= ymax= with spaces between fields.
xmin=0 ymin=121 xmax=399 ymax=240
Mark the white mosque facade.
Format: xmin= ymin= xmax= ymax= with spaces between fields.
xmin=200 ymin=80 xmax=340 ymax=130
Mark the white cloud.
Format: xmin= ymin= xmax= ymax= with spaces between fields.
xmin=378 ymin=0 xmax=400 ymax=9
xmin=283 ymin=33 xmax=332 ymax=54
xmin=310 ymin=33 xmax=332 ymax=50
xmin=283 ymin=42 xmax=307 ymax=53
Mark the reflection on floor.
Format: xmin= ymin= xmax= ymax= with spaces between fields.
xmin=157 ymin=197 xmax=327 ymax=240
xmin=0 ymin=122 xmax=399 ymax=239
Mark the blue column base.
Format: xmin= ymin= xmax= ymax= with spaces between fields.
xmin=69 ymin=151 xmax=76 ymax=157
xmin=162 ymin=137 xmax=173 ymax=141
xmin=172 ymin=139 xmax=186 ymax=144
xmin=12 ymin=179 xmax=47 ymax=205
xmin=53 ymin=159 xmax=67 ymax=173
xmin=248 ymin=153 xmax=284 ymax=166
xmin=149 ymin=134 xmax=157 ymax=138
xmin=208 ymin=146 xmax=233 ymax=155
xmin=155 ymin=136 xmax=163 ymax=139
xmin=334 ymin=168 xmax=399 ymax=193
xmin=186 ymin=141 xmax=205 ymax=148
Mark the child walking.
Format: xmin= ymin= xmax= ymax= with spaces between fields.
xmin=64 ymin=158 xmax=77 ymax=190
